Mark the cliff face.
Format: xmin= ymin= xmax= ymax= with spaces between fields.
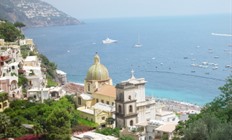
xmin=0 ymin=0 xmax=80 ymax=27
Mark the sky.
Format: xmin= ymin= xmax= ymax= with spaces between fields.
xmin=43 ymin=0 xmax=231 ymax=19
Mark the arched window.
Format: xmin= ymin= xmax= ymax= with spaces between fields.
xmin=88 ymin=84 xmax=90 ymax=91
xmin=130 ymin=120 xmax=133 ymax=126
xmin=78 ymin=97 xmax=81 ymax=105
xmin=129 ymin=105 xmax=133 ymax=113
xmin=118 ymin=105 xmax=122 ymax=113
xmin=128 ymin=95 xmax=131 ymax=100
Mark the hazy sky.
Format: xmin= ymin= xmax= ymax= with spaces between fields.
xmin=43 ymin=0 xmax=231 ymax=19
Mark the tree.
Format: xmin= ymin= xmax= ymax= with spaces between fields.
xmin=0 ymin=21 xmax=23 ymax=42
xmin=175 ymin=77 xmax=232 ymax=139
xmin=14 ymin=22 xmax=25 ymax=31
xmin=106 ymin=117 xmax=115 ymax=128
xmin=45 ymin=108 xmax=71 ymax=140
xmin=33 ymin=123 xmax=44 ymax=136
xmin=0 ymin=113 xmax=11 ymax=138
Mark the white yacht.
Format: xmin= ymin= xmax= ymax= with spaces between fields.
xmin=102 ymin=38 xmax=117 ymax=44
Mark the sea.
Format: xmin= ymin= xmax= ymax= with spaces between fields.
xmin=23 ymin=14 xmax=232 ymax=106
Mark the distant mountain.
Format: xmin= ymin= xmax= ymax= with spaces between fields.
xmin=0 ymin=0 xmax=80 ymax=27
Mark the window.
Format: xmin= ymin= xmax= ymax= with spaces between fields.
xmin=129 ymin=105 xmax=133 ymax=113
xmin=106 ymin=101 xmax=109 ymax=105
xmin=88 ymin=84 xmax=90 ymax=91
xmin=101 ymin=100 xmax=104 ymax=103
xmin=130 ymin=120 xmax=133 ymax=126
xmin=112 ymin=102 xmax=114 ymax=106
xmin=96 ymin=99 xmax=99 ymax=102
xmin=78 ymin=97 xmax=81 ymax=105
xmin=102 ymin=117 xmax=105 ymax=120
xmin=3 ymin=102 xmax=7 ymax=107
xmin=0 ymin=104 xmax=2 ymax=108
xmin=118 ymin=105 xmax=122 ymax=113
xmin=128 ymin=95 xmax=131 ymax=100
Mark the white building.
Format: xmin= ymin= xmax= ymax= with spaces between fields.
xmin=23 ymin=56 xmax=45 ymax=89
xmin=27 ymin=86 xmax=65 ymax=103
xmin=56 ymin=69 xmax=67 ymax=85
xmin=72 ymin=131 xmax=118 ymax=140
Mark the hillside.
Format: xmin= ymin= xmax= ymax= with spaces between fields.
xmin=0 ymin=0 xmax=80 ymax=27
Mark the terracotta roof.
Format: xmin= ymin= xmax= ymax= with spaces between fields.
xmin=95 ymin=85 xmax=116 ymax=98
xmin=63 ymin=82 xmax=84 ymax=93
xmin=0 ymin=55 xmax=10 ymax=62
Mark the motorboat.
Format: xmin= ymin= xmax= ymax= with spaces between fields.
xmin=102 ymin=38 xmax=117 ymax=44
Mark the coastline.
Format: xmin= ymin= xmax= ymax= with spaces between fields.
xmin=155 ymin=98 xmax=202 ymax=113
xmin=67 ymin=81 xmax=202 ymax=114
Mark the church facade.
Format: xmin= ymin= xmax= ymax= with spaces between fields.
xmin=76 ymin=53 xmax=116 ymax=125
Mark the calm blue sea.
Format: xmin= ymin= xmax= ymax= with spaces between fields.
xmin=24 ymin=14 xmax=232 ymax=106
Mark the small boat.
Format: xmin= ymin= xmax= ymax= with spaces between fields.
xmin=102 ymin=38 xmax=117 ymax=44
xmin=134 ymin=35 xmax=142 ymax=47
xmin=212 ymin=66 xmax=218 ymax=70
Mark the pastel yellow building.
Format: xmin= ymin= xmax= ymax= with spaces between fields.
xmin=77 ymin=103 xmax=114 ymax=125
xmin=0 ymin=39 xmax=5 ymax=46
xmin=0 ymin=92 xmax=9 ymax=112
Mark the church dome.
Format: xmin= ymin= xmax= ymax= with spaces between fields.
xmin=86 ymin=53 xmax=110 ymax=81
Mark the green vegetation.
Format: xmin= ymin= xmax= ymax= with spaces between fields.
xmin=77 ymin=117 xmax=98 ymax=128
xmin=18 ymin=73 xmax=28 ymax=94
xmin=0 ymin=92 xmax=8 ymax=102
xmin=119 ymin=135 xmax=135 ymax=140
xmin=47 ymin=78 xmax=58 ymax=87
xmin=1 ymin=96 xmax=97 ymax=139
xmin=0 ymin=21 xmax=24 ymax=42
xmin=96 ymin=127 xmax=120 ymax=137
xmin=174 ymin=76 xmax=232 ymax=140
xmin=38 ymin=54 xmax=58 ymax=86
xmin=14 ymin=22 xmax=25 ymax=30
xmin=20 ymin=45 xmax=31 ymax=59
xmin=45 ymin=108 xmax=71 ymax=140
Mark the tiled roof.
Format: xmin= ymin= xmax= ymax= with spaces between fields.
xmin=62 ymin=82 xmax=84 ymax=93
xmin=95 ymin=85 xmax=116 ymax=98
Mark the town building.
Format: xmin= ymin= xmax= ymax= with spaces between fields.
xmin=56 ymin=69 xmax=67 ymax=85
xmin=0 ymin=44 xmax=23 ymax=99
xmin=0 ymin=91 xmax=9 ymax=112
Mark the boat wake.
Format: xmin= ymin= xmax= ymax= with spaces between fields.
xmin=145 ymin=70 xmax=225 ymax=82
xmin=211 ymin=33 xmax=232 ymax=37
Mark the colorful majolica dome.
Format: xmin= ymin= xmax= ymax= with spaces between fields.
xmin=86 ymin=53 xmax=110 ymax=81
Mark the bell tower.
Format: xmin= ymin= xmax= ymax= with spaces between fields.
xmin=115 ymin=82 xmax=137 ymax=128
